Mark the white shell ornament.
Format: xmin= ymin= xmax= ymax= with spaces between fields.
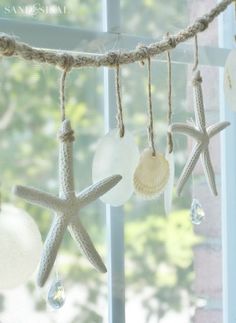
xmin=224 ymin=49 xmax=236 ymax=111
xmin=0 ymin=204 xmax=42 ymax=290
xmin=92 ymin=129 xmax=139 ymax=206
xmin=133 ymin=148 xmax=169 ymax=199
xmin=164 ymin=150 xmax=175 ymax=215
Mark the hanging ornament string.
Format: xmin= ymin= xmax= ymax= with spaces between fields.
xmin=166 ymin=38 xmax=173 ymax=154
xmin=60 ymin=70 xmax=67 ymax=122
xmin=192 ymin=34 xmax=199 ymax=72
xmin=58 ymin=55 xmax=75 ymax=142
xmin=59 ymin=55 xmax=74 ymax=122
xmin=115 ymin=58 xmax=125 ymax=138
xmin=145 ymin=50 xmax=156 ymax=156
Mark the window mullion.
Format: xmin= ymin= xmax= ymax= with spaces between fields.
xmin=102 ymin=1 xmax=126 ymax=323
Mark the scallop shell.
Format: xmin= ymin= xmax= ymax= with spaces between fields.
xmin=133 ymin=148 xmax=169 ymax=199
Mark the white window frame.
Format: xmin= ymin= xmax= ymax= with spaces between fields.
xmin=219 ymin=3 xmax=236 ymax=323
xmin=0 ymin=1 xmax=235 ymax=322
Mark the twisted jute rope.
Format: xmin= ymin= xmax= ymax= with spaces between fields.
xmin=58 ymin=54 xmax=75 ymax=143
xmin=0 ymin=0 xmax=233 ymax=69
xmin=166 ymin=39 xmax=173 ymax=154
xmin=114 ymin=54 xmax=125 ymax=138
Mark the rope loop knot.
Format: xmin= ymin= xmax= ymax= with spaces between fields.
xmin=0 ymin=33 xmax=16 ymax=56
xmin=136 ymin=44 xmax=150 ymax=65
xmin=58 ymin=129 xmax=75 ymax=142
xmin=196 ymin=16 xmax=209 ymax=32
xmin=165 ymin=35 xmax=177 ymax=49
xmin=192 ymin=70 xmax=202 ymax=86
xmin=107 ymin=51 xmax=120 ymax=66
xmin=58 ymin=53 xmax=74 ymax=71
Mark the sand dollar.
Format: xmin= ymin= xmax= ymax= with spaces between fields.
xmin=92 ymin=129 xmax=139 ymax=206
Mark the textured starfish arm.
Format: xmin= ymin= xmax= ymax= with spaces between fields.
xmin=37 ymin=215 xmax=68 ymax=287
xmin=176 ymin=143 xmax=202 ymax=196
xmin=207 ymin=121 xmax=230 ymax=138
xmin=13 ymin=185 xmax=65 ymax=213
xmin=201 ymin=148 xmax=218 ymax=196
xmin=77 ymin=174 xmax=122 ymax=208
xmin=68 ymin=217 xmax=107 ymax=273
xmin=169 ymin=123 xmax=202 ymax=141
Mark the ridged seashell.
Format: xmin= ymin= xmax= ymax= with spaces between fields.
xmin=133 ymin=148 xmax=169 ymax=199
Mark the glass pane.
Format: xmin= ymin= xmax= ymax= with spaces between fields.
xmin=119 ymin=1 xmax=222 ymax=321
xmin=121 ymin=0 xmax=188 ymax=38
xmin=0 ymin=0 xmax=102 ymax=30
xmin=0 ymin=58 xmax=107 ymax=322
xmin=121 ymin=58 xmax=222 ymax=322
xmin=121 ymin=0 xmax=218 ymax=46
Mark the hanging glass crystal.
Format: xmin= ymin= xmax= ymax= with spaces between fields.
xmin=190 ymin=199 xmax=205 ymax=225
xmin=47 ymin=278 xmax=66 ymax=309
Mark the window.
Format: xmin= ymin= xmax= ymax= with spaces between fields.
xmin=0 ymin=1 xmax=235 ymax=323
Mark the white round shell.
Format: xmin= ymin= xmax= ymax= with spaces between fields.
xmin=0 ymin=204 xmax=42 ymax=289
xmin=92 ymin=129 xmax=139 ymax=206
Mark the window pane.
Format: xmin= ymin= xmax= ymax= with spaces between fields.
xmin=121 ymin=0 xmax=188 ymax=38
xmin=0 ymin=0 xmax=102 ymax=30
xmin=121 ymin=0 xmax=218 ymax=47
xmin=0 ymin=59 xmax=107 ymax=322
xmin=121 ymin=59 xmax=222 ymax=322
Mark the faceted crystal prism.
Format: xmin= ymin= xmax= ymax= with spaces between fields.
xmin=47 ymin=279 xmax=65 ymax=309
xmin=190 ymin=199 xmax=205 ymax=225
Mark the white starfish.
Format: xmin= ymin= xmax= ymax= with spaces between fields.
xmin=13 ymin=119 xmax=122 ymax=287
xmin=169 ymin=70 xmax=230 ymax=197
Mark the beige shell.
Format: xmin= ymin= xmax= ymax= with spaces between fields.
xmin=133 ymin=148 xmax=169 ymax=199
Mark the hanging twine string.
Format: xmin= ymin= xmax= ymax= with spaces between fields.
xmin=192 ymin=35 xmax=202 ymax=87
xmin=192 ymin=34 xmax=199 ymax=72
xmin=59 ymin=54 xmax=74 ymax=122
xmin=143 ymin=47 xmax=156 ymax=157
xmin=166 ymin=44 xmax=173 ymax=154
xmin=60 ymin=70 xmax=67 ymax=122
xmin=58 ymin=54 xmax=75 ymax=143
xmin=0 ymin=0 xmax=233 ymax=68
xmin=115 ymin=59 xmax=125 ymax=138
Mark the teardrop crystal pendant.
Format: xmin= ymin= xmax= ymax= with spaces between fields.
xmin=190 ymin=199 xmax=205 ymax=225
xmin=47 ymin=278 xmax=66 ymax=309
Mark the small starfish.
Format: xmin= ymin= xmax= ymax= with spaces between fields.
xmin=13 ymin=119 xmax=122 ymax=287
xmin=169 ymin=70 xmax=230 ymax=196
